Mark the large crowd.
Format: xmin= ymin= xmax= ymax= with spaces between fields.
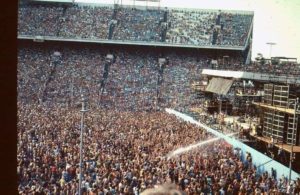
xmin=18 ymin=45 xmax=105 ymax=106
xmin=17 ymin=42 xmax=300 ymax=194
xmin=112 ymin=8 xmax=164 ymax=42
xmin=18 ymin=3 xmax=253 ymax=47
xmin=17 ymin=105 xmax=205 ymax=194
xmin=58 ymin=6 xmax=113 ymax=39
xmin=18 ymin=5 xmax=64 ymax=36
xmin=18 ymin=43 xmax=299 ymax=111
xmin=216 ymin=13 xmax=252 ymax=46
xmin=18 ymin=44 xmax=209 ymax=110
xmin=16 ymin=4 xmax=299 ymax=195
xmin=166 ymin=10 xmax=216 ymax=45
xmin=17 ymin=103 xmax=300 ymax=194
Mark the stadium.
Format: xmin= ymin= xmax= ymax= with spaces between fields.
xmin=17 ymin=0 xmax=300 ymax=194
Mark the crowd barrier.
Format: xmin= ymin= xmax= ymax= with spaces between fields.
xmin=165 ymin=108 xmax=300 ymax=181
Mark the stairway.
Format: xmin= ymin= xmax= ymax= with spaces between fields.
xmin=108 ymin=23 xmax=115 ymax=40
xmin=99 ymin=61 xmax=111 ymax=95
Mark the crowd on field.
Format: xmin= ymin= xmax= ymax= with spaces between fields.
xmin=18 ymin=103 xmax=300 ymax=194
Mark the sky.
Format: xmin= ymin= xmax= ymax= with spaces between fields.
xmin=75 ymin=0 xmax=300 ymax=61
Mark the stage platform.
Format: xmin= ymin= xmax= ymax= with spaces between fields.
xmin=252 ymin=102 xmax=298 ymax=115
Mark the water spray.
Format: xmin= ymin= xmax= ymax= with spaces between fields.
xmin=166 ymin=132 xmax=238 ymax=160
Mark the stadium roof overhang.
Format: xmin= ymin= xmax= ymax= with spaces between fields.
xmin=18 ymin=35 xmax=246 ymax=51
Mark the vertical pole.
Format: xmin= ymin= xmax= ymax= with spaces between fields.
xmin=223 ymin=56 xmax=225 ymax=68
xmin=79 ymin=111 xmax=84 ymax=195
xmin=219 ymin=95 xmax=222 ymax=114
xmin=289 ymin=97 xmax=298 ymax=184
xmin=142 ymin=75 xmax=145 ymax=111
xmin=156 ymin=70 xmax=159 ymax=111
xmin=71 ymin=74 xmax=74 ymax=106
xmin=78 ymin=95 xmax=88 ymax=195
xmin=266 ymin=42 xmax=276 ymax=60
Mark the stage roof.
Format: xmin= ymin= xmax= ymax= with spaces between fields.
xmin=206 ymin=77 xmax=233 ymax=95
xmin=201 ymin=69 xmax=300 ymax=85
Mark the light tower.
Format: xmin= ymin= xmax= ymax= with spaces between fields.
xmin=266 ymin=42 xmax=276 ymax=59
